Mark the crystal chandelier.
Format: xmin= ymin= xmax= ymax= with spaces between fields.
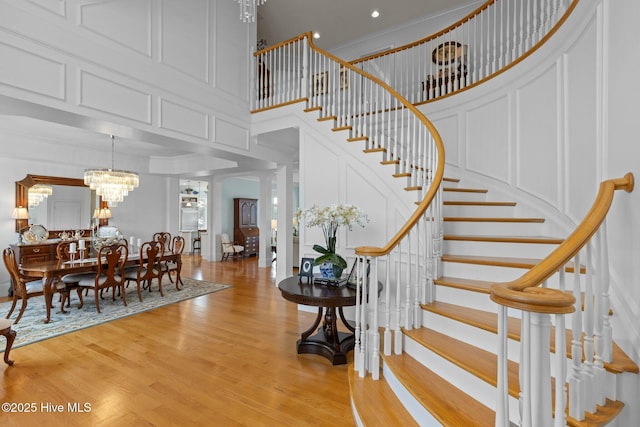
xmin=28 ymin=184 xmax=53 ymax=207
xmin=84 ymin=135 xmax=139 ymax=207
xmin=237 ymin=0 xmax=266 ymax=23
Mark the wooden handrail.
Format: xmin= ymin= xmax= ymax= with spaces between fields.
xmin=301 ymin=38 xmax=447 ymax=258
xmin=490 ymin=173 xmax=634 ymax=313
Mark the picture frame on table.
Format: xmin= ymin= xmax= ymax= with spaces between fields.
xmin=299 ymin=257 xmax=315 ymax=282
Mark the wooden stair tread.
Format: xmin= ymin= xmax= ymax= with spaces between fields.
xmin=421 ymin=301 xmax=638 ymax=374
xmin=347 ymin=136 xmax=368 ymax=142
xmin=443 ymin=177 xmax=460 ymax=183
xmin=403 ymin=327 xmax=626 ymax=426
xmin=317 ymin=115 xmax=336 ymax=122
xmin=382 ymin=352 xmax=495 ymax=426
xmin=332 ymin=125 xmax=352 ymax=132
xmin=348 ymin=365 xmax=418 ymax=426
xmin=434 ymin=276 xmax=494 ymax=294
xmin=303 ymin=106 xmax=322 ymax=113
xmin=442 ymin=253 xmax=586 ymax=273
xmin=444 ymin=216 xmax=545 ymax=223
xmin=444 ymin=187 xmax=488 ymax=193
xmin=403 ymin=327 xmax=520 ymax=397
xmin=567 ymin=399 xmax=625 ymax=427
xmin=444 ymin=201 xmax=516 ymax=206
xmin=444 ymin=234 xmax=563 ymax=244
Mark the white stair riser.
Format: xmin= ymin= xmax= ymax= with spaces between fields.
xmin=444 ymin=204 xmax=516 ymax=217
xmin=443 ymin=191 xmax=487 ymax=202
xmin=444 ymin=221 xmax=547 ymax=235
xmin=443 ymin=240 xmax=559 ymax=258
xmin=440 ymin=262 xmax=531 ymax=282
xmin=433 ymin=285 xmax=498 ymax=313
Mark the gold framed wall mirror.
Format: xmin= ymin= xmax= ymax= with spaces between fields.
xmin=15 ymin=174 xmax=103 ymax=235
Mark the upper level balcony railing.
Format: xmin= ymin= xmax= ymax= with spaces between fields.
xmin=350 ymin=0 xmax=576 ymax=104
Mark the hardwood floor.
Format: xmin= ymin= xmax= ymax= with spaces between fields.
xmin=0 ymin=256 xmax=355 ymax=426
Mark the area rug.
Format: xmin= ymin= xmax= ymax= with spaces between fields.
xmin=0 ymin=277 xmax=231 ymax=350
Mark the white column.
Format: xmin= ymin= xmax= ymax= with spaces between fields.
xmin=258 ymin=173 xmax=273 ymax=268
xmin=275 ymin=162 xmax=293 ymax=283
xmin=209 ymin=176 xmax=223 ymax=262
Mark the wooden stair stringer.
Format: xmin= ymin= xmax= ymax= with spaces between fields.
xmin=382 ymin=352 xmax=496 ymax=427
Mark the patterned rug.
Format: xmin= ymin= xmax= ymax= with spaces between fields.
xmin=0 ymin=277 xmax=231 ymax=350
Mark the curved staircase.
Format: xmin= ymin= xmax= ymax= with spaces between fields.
xmin=349 ymin=178 xmax=637 ymax=426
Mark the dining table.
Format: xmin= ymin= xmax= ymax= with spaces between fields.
xmin=19 ymin=250 xmax=183 ymax=323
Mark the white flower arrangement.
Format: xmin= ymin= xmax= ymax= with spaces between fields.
xmin=297 ymin=203 xmax=369 ymax=274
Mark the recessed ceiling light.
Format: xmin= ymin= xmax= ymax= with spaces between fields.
xmin=313 ymin=32 xmax=320 ymax=39
xmin=371 ymin=10 xmax=380 ymax=18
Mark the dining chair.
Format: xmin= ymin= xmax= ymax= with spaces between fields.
xmin=0 ymin=318 xmax=16 ymax=365
xmin=77 ymin=243 xmax=128 ymax=313
xmin=3 ymin=247 xmax=64 ymax=324
xmin=221 ymin=233 xmax=244 ymax=261
xmin=153 ymin=232 xmax=172 ymax=253
xmin=124 ymin=240 xmax=164 ymax=303
xmin=56 ymin=241 xmax=88 ymax=309
xmin=162 ymin=235 xmax=184 ymax=286
xmin=192 ymin=231 xmax=201 ymax=255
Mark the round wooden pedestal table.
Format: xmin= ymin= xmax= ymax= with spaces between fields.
xmin=278 ymin=276 xmax=357 ymax=365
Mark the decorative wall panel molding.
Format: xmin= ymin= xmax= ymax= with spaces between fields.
xmin=78 ymin=0 xmax=152 ymax=57
xmin=159 ymin=98 xmax=209 ymax=139
xmin=160 ymin=0 xmax=209 ymax=82
xmin=465 ymin=96 xmax=510 ymax=183
xmin=216 ymin=118 xmax=248 ymax=151
xmin=516 ymin=65 xmax=560 ymax=208
xmin=26 ymin=0 xmax=66 ymax=17
xmin=79 ymin=70 xmax=151 ymax=124
xmin=0 ymin=42 xmax=65 ymax=100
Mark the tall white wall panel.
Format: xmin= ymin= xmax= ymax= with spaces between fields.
xmin=465 ymin=96 xmax=509 ymax=182
xmin=160 ymin=0 xmax=209 ymax=82
xmin=432 ymin=114 xmax=461 ymax=167
xmin=79 ymin=0 xmax=152 ymax=56
xmin=565 ymin=16 xmax=599 ymax=222
xmin=516 ymin=65 xmax=559 ymax=207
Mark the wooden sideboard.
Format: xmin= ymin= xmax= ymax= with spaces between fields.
xmin=10 ymin=241 xmax=59 ymax=265
xmin=233 ymin=198 xmax=259 ymax=257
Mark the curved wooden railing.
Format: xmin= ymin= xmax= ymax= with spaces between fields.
xmin=489 ymin=173 xmax=634 ymax=426
xmin=491 ymin=173 xmax=634 ymax=313
xmin=350 ymin=0 xmax=579 ymax=104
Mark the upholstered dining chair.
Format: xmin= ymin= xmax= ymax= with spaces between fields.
xmin=124 ymin=240 xmax=164 ymax=303
xmin=220 ymin=233 xmax=244 ymax=261
xmin=77 ymin=243 xmax=128 ymax=313
xmin=2 ymin=247 xmax=64 ymax=324
xmin=153 ymin=232 xmax=172 ymax=253
xmin=161 ymin=235 xmax=184 ymax=285
xmin=56 ymin=241 xmax=88 ymax=309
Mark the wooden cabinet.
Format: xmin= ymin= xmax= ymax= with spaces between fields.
xmin=10 ymin=242 xmax=57 ymax=265
xmin=233 ymin=198 xmax=259 ymax=257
